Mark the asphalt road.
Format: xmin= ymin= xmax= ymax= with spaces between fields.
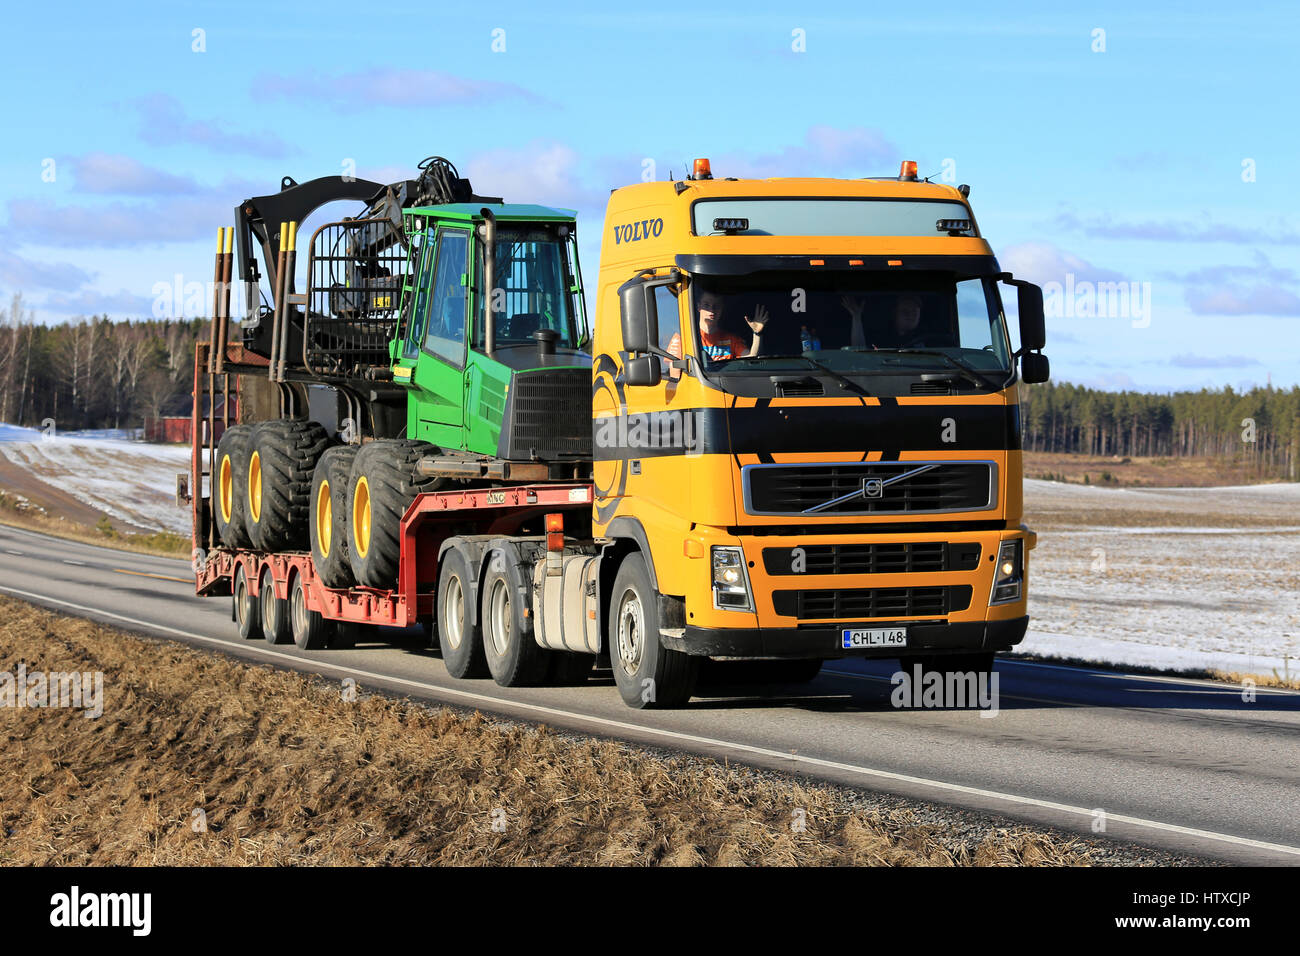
xmin=2 ymin=522 xmax=1298 ymax=865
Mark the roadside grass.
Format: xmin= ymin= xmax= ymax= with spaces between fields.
xmin=0 ymin=491 xmax=189 ymax=559
xmin=0 ymin=598 xmax=1093 ymax=867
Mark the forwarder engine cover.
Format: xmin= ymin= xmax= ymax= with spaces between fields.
xmin=498 ymin=369 xmax=591 ymax=461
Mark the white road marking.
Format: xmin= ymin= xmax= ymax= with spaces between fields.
xmin=3 ymin=581 xmax=1299 ymax=860
xmin=62 ymin=559 xmax=85 ymax=566
xmin=4 ymin=549 xmax=22 ymax=555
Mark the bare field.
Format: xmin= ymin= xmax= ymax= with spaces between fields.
xmin=0 ymin=599 xmax=1103 ymax=867
xmin=1022 ymin=479 xmax=1300 ymax=672
xmin=1023 ymin=451 xmax=1289 ymax=489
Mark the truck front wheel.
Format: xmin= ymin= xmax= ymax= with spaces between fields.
xmin=609 ymin=553 xmax=698 ymax=709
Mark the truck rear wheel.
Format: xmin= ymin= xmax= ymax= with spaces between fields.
xmin=480 ymin=550 xmax=551 ymax=687
xmin=347 ymin=439 xmax=442 ymax=588
xmin=214 ymin=425 xmax=254 ymax=549
xmin=609 ymin=553 xmax=698 ymax=709
xmin=234 ymin=564 xmax=261 ymax=640
xmin=260 ymin=566 xmax=291 ymax=644
xmin=309 ymin=444 xmax=360 ymax=588
xmin=290 ymin=573 xmax=333 ymax=650
xmin=437 ymin=548 xmax=487 ymax=678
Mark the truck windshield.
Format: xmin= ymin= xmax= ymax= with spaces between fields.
xmin=474 ymin=229 xmax=582 ymax=349
xmin=687 ymin=270 xmax=1012 ymax=380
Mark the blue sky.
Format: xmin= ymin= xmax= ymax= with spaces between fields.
xmin=2 ymin=0 xmax=1297 ymax=391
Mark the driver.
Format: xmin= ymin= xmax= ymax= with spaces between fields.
xmin=841 ymin=293 xmax=926 ymax=349
xmin=667 ymin=290 xmax=770 ymax=368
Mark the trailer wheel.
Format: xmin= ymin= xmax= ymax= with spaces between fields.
xmin=246 ymin=419 xmax=331 ymax=552
xmin=609 ymin=553 xmax=699 ymax=708
xmin=234 ymin=564 xmax=262 ymax=640
xmin=214 ymin=425 xmax=254 ymax=549
xmin=480 ymin=550 xmax=551 ymax=687
xmin=347 ymin=439 xmax=443 ymax=588
xmin=259 ymin=566 xmax=291 ymax=644
xmin=436 ymin=548 xmax=487 ymax=678
xmin=309 ymin=444 xmax=360 ymax=588
xmin=290 ymin=573 xmax=333 ymax=650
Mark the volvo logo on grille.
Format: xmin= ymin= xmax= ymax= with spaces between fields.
xmin=862 ymin=477 xmax=884 ymax=499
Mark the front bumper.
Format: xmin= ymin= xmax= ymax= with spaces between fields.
xmin=663 ymin=615 xmax=1028 ymax=659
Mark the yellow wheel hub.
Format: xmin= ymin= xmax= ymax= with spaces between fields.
xmin=219 ymin=455 xmax=233 ymax=523
xmin=248 ymin=451 xmax=263 ymax=523
xmin=353 ymin=475 xmax=371 ymax=558
xmin=317 ymin=479 xmax=332 ymax=557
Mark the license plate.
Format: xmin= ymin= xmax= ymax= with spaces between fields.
xmin=842 ymin=627 xmax=907 ymax=649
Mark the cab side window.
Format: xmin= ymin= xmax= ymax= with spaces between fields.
xmin=402 ymin=235 xmax=435 ymax=359
xmin=423 ymin=230 xmax=469 ymax=367
xmin=655 ymin=284 xmax=682 ymax=377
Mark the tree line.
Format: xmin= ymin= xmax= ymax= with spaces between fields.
xmin=1021 ymin=380 xmax=1300 ymax=480
xmin=0 ymin=295 xmax=204 ymax=432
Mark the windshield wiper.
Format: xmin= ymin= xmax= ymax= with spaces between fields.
xmin=743 ymin=353 xmax=874 ymax=397
xmin=846 ymin=348 xmax=1007 ymax=391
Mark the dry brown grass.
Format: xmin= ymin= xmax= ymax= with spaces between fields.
xmin=0 ymin=598 xmax=1092 ymax=866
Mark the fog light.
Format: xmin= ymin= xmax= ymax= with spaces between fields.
xmin=711 ymin=546 xmax=753 ymax=612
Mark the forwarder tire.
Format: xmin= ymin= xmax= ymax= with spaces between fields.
xmin=436 ymin=548 xmax=488 ymax=679
xmin=480 ymin=548 xmax=552 ymax=687
xmin=347 ymin=439 xmax=443 ymax=588
xmin=246 ymin=419 xmax=331 ymax=552
xmin=214 ymin=425 xmax=255 ymax=549
xmin=309 ymin=444 xmax=360 ymax=588
xmin=609 ymin=553 xmax=699 ymax=709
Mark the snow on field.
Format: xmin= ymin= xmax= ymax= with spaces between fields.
xmin=1020 ymin=479 xmax=1300 ymax=676
xmin=0 ymin=424 xmax=191 ymax=533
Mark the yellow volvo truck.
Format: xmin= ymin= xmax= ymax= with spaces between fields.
xmin=592 ymin=159 xmax=1049 ymax=707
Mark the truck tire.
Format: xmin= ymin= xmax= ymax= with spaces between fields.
xmin=480 ymin=548 xmax=551 ymax=687
xmin=214 ymin=425 xmax=254 ymax=549
xmin=259 ymin=566 xmax=291 ymax=644
xmin=309 ymin=444 xmax=360 ymax=588
xmin=234 ymin=563 xmax=262 ymax=640
xmin=290 ymin=573 xmax=333 ymax=650
xmin=609 ymin=553 xmax=699 ymax=708
xmin=347 ymin=439 xmax=442 ymax=588
xmin=437 ymin=548 xmax=487 ymax=678
xmin=246 ymin=419 xmax=331 ymax=552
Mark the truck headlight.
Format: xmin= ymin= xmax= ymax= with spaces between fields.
xmin=989 ymin=539 xmax=1023 ymax=605
xmin=711 ymin=546 xmax=753 ymax=611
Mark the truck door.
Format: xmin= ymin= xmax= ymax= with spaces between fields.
xmin=411 ymin=227 xmax=470 ymax=445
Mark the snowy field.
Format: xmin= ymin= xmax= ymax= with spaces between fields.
xmin=0 ymin=423 xmax=191 ymax=533
xmin=1019 ymin=478 xmax=1300 ymax=677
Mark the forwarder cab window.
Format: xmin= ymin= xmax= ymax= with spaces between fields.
xmin=424 ymin=230 xmax=469 ymax=367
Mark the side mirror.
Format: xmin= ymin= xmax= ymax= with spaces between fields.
xmin=618 ymin=276 xmax=658 ymax=354
xmin=1020 ymin=351 xmax=1050 ymax=384
xmin=1017 ymin=282 xmax=1046 ymax=352
xmin=624 ymin=354 xmax=661 ymax=388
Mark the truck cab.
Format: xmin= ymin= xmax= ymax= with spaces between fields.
xmin=593 ymin=160 xmax=1049 ymax=691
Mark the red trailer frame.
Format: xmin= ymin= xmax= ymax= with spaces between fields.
xmin=194 ymin=481 xmax=593 ymax=628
